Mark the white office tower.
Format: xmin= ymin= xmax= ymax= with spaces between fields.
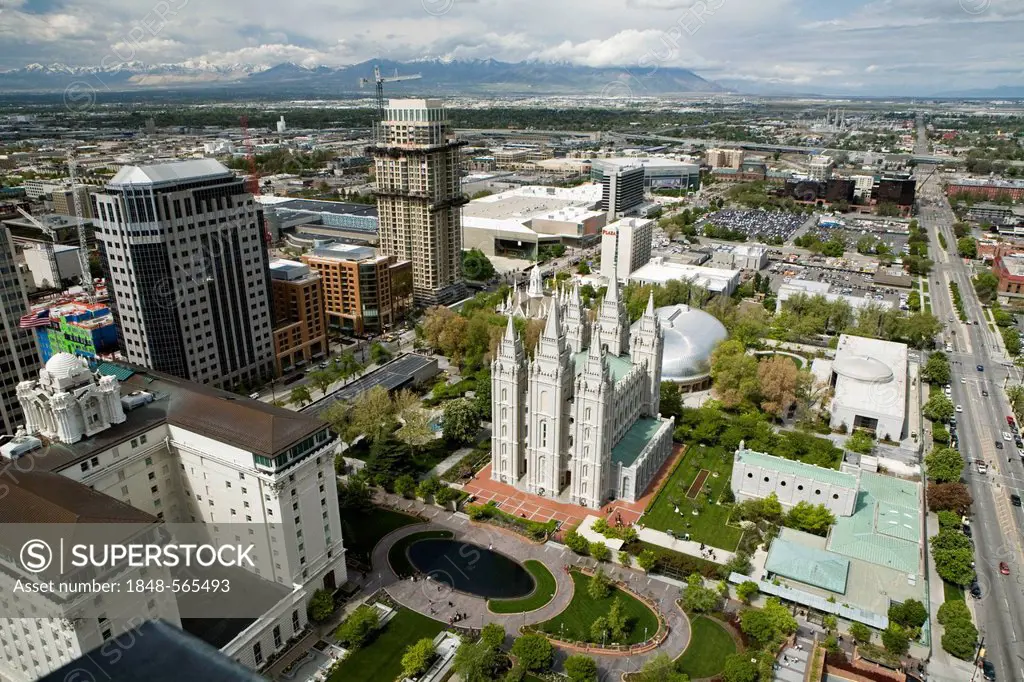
xmin=276 ymin=116 xmax=287 ymax=133
xmin=93 ymin=159 xmax=275 ymax=390
xmin=600 ymin=217 xmax=654 ymax=283
xmin=370 ymin=99 xmax=467 ymax=305
xmin=491 ymin=289 xmax=674 ymax=506
xmin=0 ymin=356 xmax=346 ymax=681
xmin=0 ymin=227 xmax=40 ymax=434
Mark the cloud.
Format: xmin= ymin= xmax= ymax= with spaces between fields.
xmin=0 ymin=0 xmax=1019 ymax=94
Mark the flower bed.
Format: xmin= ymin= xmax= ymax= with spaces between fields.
xmin=466 ymin=501 xmax=557 ymax=541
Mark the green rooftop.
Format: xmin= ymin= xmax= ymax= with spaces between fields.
xmin=95 ymin=362 xmax=136 ymax=381
xmin=826 ymin=473 xmax=923 ymax=575
xmin=611 ymin=418 xmax=665 ymax=467
xmin=765 ymin=537 xmax=851 ymax=594
xmin=735 ymin=449 xmax=858 ymax=488
xmin=573 ymin=350 xmax=634 ymax=384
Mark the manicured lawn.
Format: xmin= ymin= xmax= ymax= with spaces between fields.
xmin=538 ymin=571 xmax=660 ymax=645
xmin=642 ymin=445 xmax=743 ymax=552
xmin=675 ymin=615 xmax=737 ymax=679
xmin=943 ymin=580 xmax=965 ymax=602
xmin=341 ymin=507 xmax=423 ymax=564
xmin=328 ymin=607 xmax=444 ymax=682
xmin=387 ymin=529 xmax=453 ymax=577
xmin=489 ymin=560 xmax=557 ymax=614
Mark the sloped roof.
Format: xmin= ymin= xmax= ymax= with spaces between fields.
xmin=0 ymin=470 xmax=155 ymax=524
xmin=108 ymin=159 xmax=232 ymax=187
xmin=765 ymin=536 xmax=851 ymax=594
xmin=611 ymin=418 xmax=668 ymax=467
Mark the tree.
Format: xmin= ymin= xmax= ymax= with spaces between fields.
xmin=462 ymin=248 xmax=496 ymax=280
xmin=722 ymin=653 xmax=758 ymax=682
xmin=335 ymin=605 xmax=379 ymax=648
xmin=309 ymin=370 xmax=335 ymax=396
xmin=740 ymin=597 xmax=797 ymax=646
xmin=307 ymin=588 xmax=335 ymax=623
xmin=348 ymin=386 xmax=396 ymax=443
xmin=850 ymin=622 xmax=873 ymax=644
xmin=931 ymin=528 xmax=976 ymax=586
xmin=637 ymin=549 xmax=658 ymax=572
xmin=589 ymin=541 xmax=611 ymax=562
xmin=396 ymin=408 xmax=436 ymax=458
xmin=736 ymin=580 xmax=759 ymax=604
xmin=889 ymin=599 xmax=928 ymax=630
xmin=822 ymin=614 xmax=838 ymax=633
xmin=635 ymin=653 xmax=691 ymax=682
xmin=565 ymin=529 xmax=590 ymax=554
xmin=564 ymin=654 xmax=598 ymax=682
xmin=845 ymin=430 xmax=875 ymax=454
xmin=337 ymin=350 xmax=364 ymax=383
xmin=881 ymin=624 xmax=910 ymax=656
xmin=511 ymin=633 xmax=552 ymax=672
xmin=973 ymin=271 xmax=999 ymax=304
xmin=957 ymin=237 xmax=978 ymax=259
xmin=480 ymin=622 xmax=505 ymax=650
xmin=925 ymin=447 xmax=965 ymax=483
xmin=401 ymin=638 xmax=436 ymax=679
xmin=619 ymin=550 xmax=633 ymax=567
xmin=942 ymin=619 xmax=979 ymax=660
xmin=394 ymin=473 xmax=417 ymax=499
xmin=578 ymin=262 xmax=591 ymax=275
xmin=928 ymin=481 xmax=973 ymax=513
xmin=441 ymin=398 xmax=481 ymax=445
xmin=289 ymin=385 xmax=312 ymax=407
xmin=923 ymin=393 xmax=955 ymax=423
xmin=416 ymin=476 xmax=443 ymax=501
xmin=453 ymin=640 xmax=497 ymax=682
xmin=933 ymin=425 xmax=951 ymax=445
xmin=758 ymin=356 xmax=809 ymax=418
xmin=336 ymin=476 xmax=373 ymax=512
xmin=682 ymin=573 xmax=721 ymax=614
xmin=785 ymin=501 xmax=835 ymax=536
xmin=711 ymin=340 xmax=760 ymax=409
xmin=370 ymin=342 xmax=392 ymax=367
xmin=588 ymin=569 xmax=612 ymax=600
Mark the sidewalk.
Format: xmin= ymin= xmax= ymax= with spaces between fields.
xmin=636 ymin=526 xmax=735 ymax=565
xmin=923 ymin=511 xmax=976 ymax=682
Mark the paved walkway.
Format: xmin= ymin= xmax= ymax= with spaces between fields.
xmin=373 ymin=492 xmax=692 ymax=676
xmin=636 ymin=526 xmax=736 ymax=564
xmin=423 ymin=446 xmax=472 ymax=481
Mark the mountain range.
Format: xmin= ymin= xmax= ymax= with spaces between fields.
xmin=0 ymin=58 xmax=725 ymax=96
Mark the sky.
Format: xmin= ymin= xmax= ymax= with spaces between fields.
xmin=0 ymin=0 xmax=1022 ymax=95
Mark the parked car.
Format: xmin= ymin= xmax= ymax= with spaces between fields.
xmin=978 ymin=364 xmax=985 ymax=371
xmin=1004 ymin=432 xmax=1014 ymax=442
xmin=996 ymin=441 xmax=1004 ymax=450
xmin=1012 ymin=494 xmax=1022 ymax=507
xmin=963 ymin=524 xmax=973 ymax=538
xmin=982 ymin=389 xmax=989 ymax=397
xmin=983 ymin=658 xmax=996 ymax=681
xmin=1000 ymin=561 xmax=1011 ymax=575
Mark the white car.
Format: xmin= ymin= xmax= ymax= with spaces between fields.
xmin=956 ymin=405 xmax=963 ymax=413
xmin=961 ymin=377 xmax=967 ymax=384
xmin=1004 ymin=432 xmax=1014 ymax=442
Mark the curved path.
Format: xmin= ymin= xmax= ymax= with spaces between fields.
xmin=369 ymin=492 xmax=692 ymax=676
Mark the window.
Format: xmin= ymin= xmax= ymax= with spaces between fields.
xmin=144 ymin=457 xmax=153 ymax=466
xmin=763 ymin=476 xmax=769 ymax=482
xmin=780 ymin=480 xmax=787 ymax=486
xmin=90 ymin=457 xmax=99 ymax=467
xmin=832 ymin=494 xmax=839 ymax=500
xmin=80 ymin=462 xmax=89 ymax=472
xmin=148 ymin=472 xmax=156 ymax=480
xmin=253 ymin=642 xmax=262 ymax=666
xmin=815 ymin=489 xmax=821 ymax=495
xmin=292 ymin=610 xmax=300 ymax=633
xmin=140 ymin=435 xmax=147 ymax=445
xmin=226 ymin=481 xmax=231 ymax=488
xmin=747 ymin=473 xmax=753 ymax=478
xmin=273 ymin=626 xmax=282 ymax=648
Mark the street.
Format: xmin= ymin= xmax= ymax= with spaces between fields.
xmin=915 ymin=123 xmax=1024 ymax=679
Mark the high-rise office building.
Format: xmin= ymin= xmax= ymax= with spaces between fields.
xmin=369 ymin=98 xmax=467 ymax=306
xmin=600 ymin=217 xmax=654 ymax=283
xmin=93 ymin=159 xmax=275 ymax=390
xmin=599 ymin=166 xmax=645 ymax=219
xmin=0 ymin=227 xmax=40 ymax=434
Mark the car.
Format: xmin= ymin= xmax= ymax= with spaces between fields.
xmin=1009 ymin=416 xmax=1017 ymax=426
xmin=1016 ymin=438 xmax=1023 ymax=448
xmin=977 ymin=460 xmax=989 ymax=474
xmin=1004 ymin=432 xmax=1014 ymax=442
xmin=963 ymin=524 xmax=973 ymax=538
xmin=971 ymin=582 xmax=983 ymax=599
xmin=1012 ymin=494 xmax=1022 ymax=507
xmin=978 ymin=364 xmax=985 ymax=371
xmin=996 ymin=441 xmax=1004 ymax=449
xmin=983 ymin=658 xmax=996 ymax=681
xmin=983 ymin=389 xmax=989 ymax=397
xmin=956 ymin=405 xmax=964 ymax=413
xmin=1000 ymin=561 xmax=1011 ymax=575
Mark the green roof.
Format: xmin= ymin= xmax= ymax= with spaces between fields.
xmin=826 ymin=472 xmax=922 ymax=574
xmin=735 ymin=449 xmax=858 ymax=488
xmin=765 ymin=537 xmax=851 ymax=594
xmin=95 ymin=362 xmax=136 ymax=381
xmin=611 ymin=418 xmax=665 ymax=467
xmin=573 ymin=350 xmax=633 ymax=384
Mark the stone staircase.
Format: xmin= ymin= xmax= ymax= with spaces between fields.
xmin=773 ymin=637 xmax=813 ymax=682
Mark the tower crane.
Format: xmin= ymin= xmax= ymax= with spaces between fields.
xmin=65 ymin=153 xmax=95 ymax=302
xmin=240 ymin=115 xmax=273 ymax=245
xmin=15 ymin=207 xmax=62 ymax=291
xmin=360 ymin=65 xmax=422 ymax=140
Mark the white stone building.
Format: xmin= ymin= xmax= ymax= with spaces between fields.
xmin=491 ymin=282 xmax=674 ymax=507
xmin=600 ymin=217 xmax=654 ymax=283
xmin=0 ymin=354 xmax=345 ymax=681
xmin=731 ymin=446 xmax=859 ymax=517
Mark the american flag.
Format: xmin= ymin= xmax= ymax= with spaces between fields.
xmin=19 ymin=308 xmax=52 ymax=329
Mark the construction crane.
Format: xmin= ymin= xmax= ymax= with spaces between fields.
xmin=360 ymin=65 xmax=422 ymax=140
xmin=16 ymin=207 xmax=63 ymax=291
xmin=240 ymin=115 xmax=273 ymax=245
xmin=65 ymin=153 xmax=96 ymax=302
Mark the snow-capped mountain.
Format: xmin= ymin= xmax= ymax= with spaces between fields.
xmin=0 ymin=58 xmax=724 ymax=95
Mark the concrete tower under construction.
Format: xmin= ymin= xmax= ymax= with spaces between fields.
xmin=369 ymin=98 xmax=467 ymax=306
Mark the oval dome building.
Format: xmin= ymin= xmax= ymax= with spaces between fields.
xmin=631 ymin=303 xmax=728 ymax=393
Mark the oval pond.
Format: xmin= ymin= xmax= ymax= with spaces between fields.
xmin=406 ymin=538 xmax=536 ymax=599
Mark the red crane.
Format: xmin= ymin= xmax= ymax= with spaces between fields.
xmin=240 ymin=115 xmax=272 ymax=245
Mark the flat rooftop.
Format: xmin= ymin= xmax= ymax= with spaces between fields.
xmin=735 ymin=449 xmax=856 ymax=487
xmin=592 ymin=157 xmax=699 ymax=171
xmin=275 ymin=198 xmax=378 ymax=218
xmin=777 ymin=282 xmax=897 ymax=311
xmin=308 ymin=242 xmax=378 ymax=262
xmin=303 ymin=354 xmax=438 ymax=419
xmin=830 ymin=334 xmax=908 ymax=420
xmin=628 ymin=259 xmax=739 ymax=294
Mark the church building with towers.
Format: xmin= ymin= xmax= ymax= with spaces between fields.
xmin=491 ymin=277 xmax=675 ymax=507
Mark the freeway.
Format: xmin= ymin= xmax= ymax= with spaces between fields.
xmin=917 ymin=155 xmax=1024 ymax=680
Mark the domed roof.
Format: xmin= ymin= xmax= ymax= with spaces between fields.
xmin=832 ymin=354 xmax=893 ymax=383
xmin=44 ymin=352 xmax=88 ymax=380
xmin=633 ymin=304 xmax=728 ymax=381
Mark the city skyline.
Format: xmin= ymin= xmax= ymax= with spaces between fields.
xmin=0 ymin=0 xmax=1021 ymax=95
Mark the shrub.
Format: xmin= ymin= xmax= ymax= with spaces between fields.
xmin=401 ymin=638 xmax=436 ymax=679
xmin=480 ymin=622 xmax=505 ymax=650
xmin=564 ymin=529 xmax=590 ymax=555
xmin=307 ymin=588 xmax=335 ymax=623
xmin=434 ymin=486 xmax=462 ymax=506
xmin=335 ymin=605 xmax=379 ymax=648
xmin=881 ymin=625 xmax=909 ymax=656
xmin=637 ymin=549 xmax=658 ymax=572
xmin=736 ymin=580 xmax=759 ymax=604
xmin=849 ymin=622 xmax=872 ymax=644
xmin=942 ymin=618 xmax=979 ymax=660
xmin=564 ymin=654 xmax=598 ymax=682
xmin=589 ymin=541 xmax=611 ymax=562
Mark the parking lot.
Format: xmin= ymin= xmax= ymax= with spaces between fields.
xmin=805 ymin=225 xmax=910 ymax=254
xmin=768 ymin=263 xmax=906 ymax=307
xmin=699 ymin=209 xmax=810 ymax=242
